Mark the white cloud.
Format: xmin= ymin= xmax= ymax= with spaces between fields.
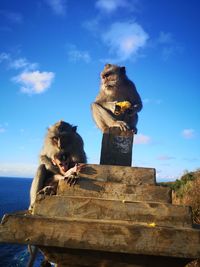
xmin=0 ymin=52 xmax=55 ymax=94
xmin=96 ymin=0 xmax=130 ymax=13
xmin=0 ymin=52 xmax=38 ymax=70
xmin=182 ymin=129 xmax=196 ymax=139
xmin=13 ymin=71 xmax=55 ymax=95
xmin=67 ymin=45 xmax=91 ymax=63
xmin=45 ymin=0 xmax=66 ymax=16
xmin=9 ymin=58 xmax=38 ymax=70
xmin=134 ymin=134 xmax=151 ymax=144
xmin=102 ymin=21 xmax=149 ymax=61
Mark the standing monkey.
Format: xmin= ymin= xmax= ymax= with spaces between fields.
xmin=91 ymin=64 xmax=142 ymax=133
xmin=29 ymin=120 xmax=87 ymax=209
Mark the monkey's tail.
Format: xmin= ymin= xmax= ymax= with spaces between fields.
xmin=26 ymin=245 xmax=38 ymax=267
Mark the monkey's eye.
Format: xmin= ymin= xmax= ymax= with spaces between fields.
xmin=103 ymin=72 xmax=113 ymax=78
xmin=62 ymin=154 xmax=66 ymax=161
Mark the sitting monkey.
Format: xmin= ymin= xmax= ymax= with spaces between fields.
xmin=29 ymin=120 xmax=87 ymax=209
xmin=91 ymin=64 xmax=142 ymax=133
xmin=27 ymin=121 xmax=87 ymax=267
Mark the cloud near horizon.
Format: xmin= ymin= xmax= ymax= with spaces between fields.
xmin=102 ymin=21 xmax=149 ymax=61
xmin=13 ymin=71 xmax=55 ymax=95
xmin=157 ymin=155 xmax=175 ymax=161
xmin=134 ymin=134 xmax=151 ymax=144
xmin=0 ymin=162 xmax=37 ymax=178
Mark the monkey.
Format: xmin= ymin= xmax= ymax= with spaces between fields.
xmin=27 ymin=121 xmax=87 ymax=267
xmin=91 ymin=64 xmax=142 ymax=133
xmin=29 ymin=120 xmax=87 ymax=209
xmin=40 ymin=120 xmax=86 ymax=172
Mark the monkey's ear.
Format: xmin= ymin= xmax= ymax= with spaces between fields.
xmin=120 ymin=66 xmax=126 ymax=75
xmin=72 ymin=126 xmax=77 ymax=132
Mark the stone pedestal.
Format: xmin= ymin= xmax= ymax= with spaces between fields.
xmin=100 ymin=127 xmax=134 ymax=166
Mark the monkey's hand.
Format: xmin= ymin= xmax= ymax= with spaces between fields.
xmin=64 ymin=163 xmax=85 ymax=186
xmin=37 ymin=185 xmax=57 ymax=196
xmin=112 ymin=120 xmax=130 ymax=131
xmin=101 ymin=101 xmax=117 ymax=113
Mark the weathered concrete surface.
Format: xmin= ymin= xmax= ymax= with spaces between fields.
xmin=100 ymin=127 xmax=133 ymax=166
xmin=0 ymin=213 xmax=200 ymax=259
xmin=78 ymin=164 xmax=156 ymax=185
xmin=57 ymin=180 xmax=172 ymax=203
xmin=33 ymin=196 xmax=192 ymax=227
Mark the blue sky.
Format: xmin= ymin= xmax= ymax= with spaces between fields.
xmin=0 ymin=0 xmax=199 ymax=181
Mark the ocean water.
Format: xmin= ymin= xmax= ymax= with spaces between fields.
xmin=0 ymin=177 xmax=45 ymax=267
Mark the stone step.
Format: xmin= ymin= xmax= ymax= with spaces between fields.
xmin=40 ymin=247 xmax=192 ymax=267
xmin=78 ymin=164 xmax=156 ymax=185
xmin=32 ymin=196 xmax=192 ymax=228
xmin=1 ymin=213 xmax=200 ymax=259
xmin=57 ymin=179 xmax=172 ymax=203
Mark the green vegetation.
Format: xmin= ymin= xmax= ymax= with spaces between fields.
xmin=159 ymin=169 xmax=200 ymax=224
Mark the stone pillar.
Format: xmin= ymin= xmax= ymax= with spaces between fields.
xmin=100 ymin=127 xmax=134 ymax=166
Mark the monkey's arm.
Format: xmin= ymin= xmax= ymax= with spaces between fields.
xmin=131 ymin=96 xmax=142 ymax=113
xmin=29 ymin=164 xmax=48 ymax=210
xmin=91 ymin=102 xmax=129 ymax=132
xmin=40 ymin=155 xmax=59 ymax=174
xmin=128 ymin=83 xmax=143 ymax=113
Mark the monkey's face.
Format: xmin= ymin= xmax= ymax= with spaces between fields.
xmin=48 ymin=122 xmax=77 ymax=151
xmin=52 ymin=152 xmax=70 ymax=175
xmin=101 ymin=64 xmax=126 ymax=89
